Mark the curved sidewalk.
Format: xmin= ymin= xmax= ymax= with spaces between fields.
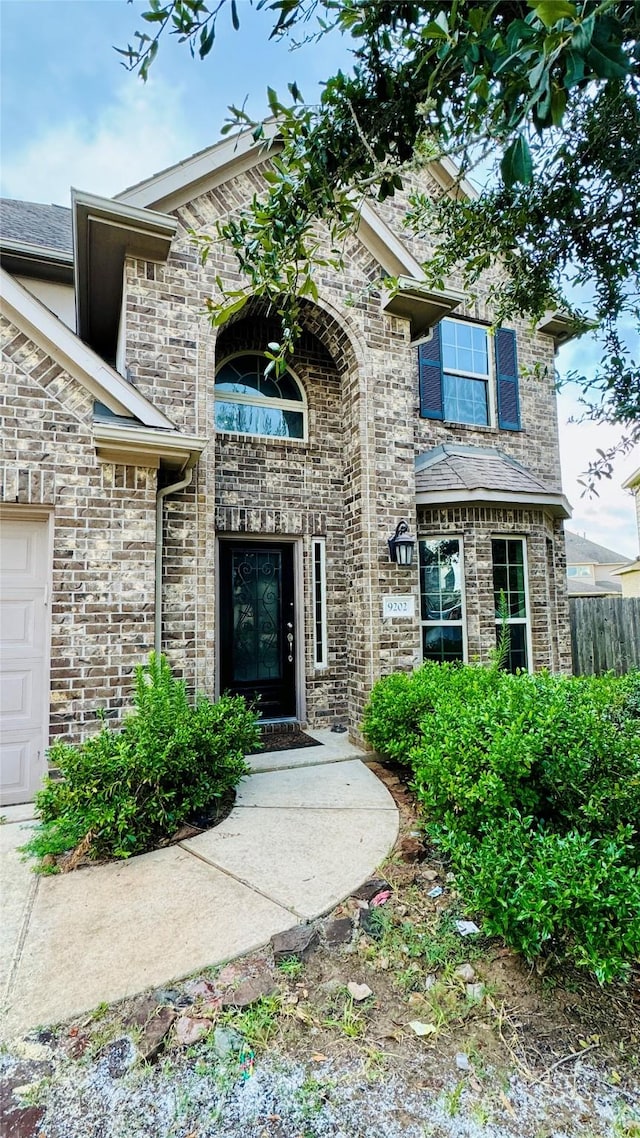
xmin=0 ymin=731 xmax=398 ymax=1039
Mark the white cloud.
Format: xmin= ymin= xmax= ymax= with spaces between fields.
xmin=557 ymin=386 xmax=639 ymax=558
xmin=0 ymin=78 xmax=200 ymax=205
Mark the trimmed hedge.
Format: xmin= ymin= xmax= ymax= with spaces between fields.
xmin=363 ymin=664 xmax=640 ymax=981
xmin=22 ymin=654 xmax=259 ymax=867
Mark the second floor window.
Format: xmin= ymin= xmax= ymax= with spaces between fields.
xmin=441 ymin=319 xmax=490 ymax=426
xmin=215 ymin=354 xmax=307 ymax=440
xmin=419 ymin=319 xmax=521 ymax=431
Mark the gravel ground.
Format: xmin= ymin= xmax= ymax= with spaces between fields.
xmin=2 ymin=1031 xmax=639 ymax=1138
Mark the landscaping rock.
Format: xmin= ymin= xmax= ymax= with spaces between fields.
xmin=455 ymin=1052 xmax=471 ymax=1071
xmin=324 ymin=918 xmax=353 ymax=947
xmin=359 ymin=908 xmax=384 ymax=939
xmin=137 ymin=1007 xmax=176 ymax=1063
xmin=1 ymin=1103 xmax=45 ymax=1138
xmin=99 ymin=1038 xmax=134 ymax=1079
xmin=221 ymin=974 xmax=277 ymax=1008
xmin=212 ymin=1027 xmax=244 ymax=1058
xmin=351 ymin=878 xmax=391 ymax=903
xmin=271 ymin=924 xmax=319 ymax=964
xmin=123 ymin=993 xmax=161 ymax=1030
xmin=466 ymin=983 xmax=485 ymax=1001
xmin=347 ymin=982 xmax=372 ymax=1002
xmin=455 ymin=963 xmax=476 ymax=983
xmin=175 ymin=1015 xmax=211 ymax=1046
xmin=153 ymin=987 xmax=191 ymax=1008
xmin=184 ymin=979 xmax=217 ymax=1001
xmin=398 ymin=836 xmax=425 ymax=863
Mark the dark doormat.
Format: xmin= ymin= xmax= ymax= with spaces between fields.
xmin=248 ymin=730 xmax=323 ymax=755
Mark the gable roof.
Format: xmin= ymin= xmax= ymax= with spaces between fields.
xmin=2 ymin=269 xmax=205 ymax=469
xmin=1 ymin=198 xmax=73 ymax=254
xmin=0 ymin=198 xmax=73 ymax=283
xmin=564 ymin=530 xmax=632 ymax=565
xmin=415 ymin=444 xmax=571 ymax=517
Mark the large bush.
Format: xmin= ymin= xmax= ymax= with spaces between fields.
xmin=23 ymin=654 xmax=259 ymax=867
xmin=363 ymin=664 xmax=640 ymax=981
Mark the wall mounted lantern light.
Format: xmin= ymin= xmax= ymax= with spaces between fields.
xmin=388 ymin=519 xmax=416 ymax=566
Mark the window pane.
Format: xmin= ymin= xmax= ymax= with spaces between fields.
xmin=441 ymin=320 xmax=489 ymax=377
xmin=423 ymin=624 xmax=463 ymax=662
xmin=215 ymin=400 xmax=303 ymax=439
xmin=419 ymin=539 xmax=462 ymax=621
xmin=492 ymin=538 xmax=527 ymax=618
xmin=216 ymin=356 xmax=304 ymax=403
xmin=443 ymin=374 xmax=489 ymax=426
xmin=496 ymin=623 xmax=527 ymax=673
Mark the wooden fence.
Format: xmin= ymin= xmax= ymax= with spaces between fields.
xmin=569 ymin=596 xmax=640 ymax=675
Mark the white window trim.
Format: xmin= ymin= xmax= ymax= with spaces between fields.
xmin=419 ymin=535 xmax=468 ymax=664
xmin=492 ymin=536 xmax=533 ymax=673
xmin=441 ymin=317 xmax=496 ymax=427
xmin=311 ymin=537 xmax=328 ymax=670
xmin=215 ymin=350 xmax=308 ymax=442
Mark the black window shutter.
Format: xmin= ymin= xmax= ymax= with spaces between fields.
xmin=495 ymin=328 xmax=521 ymax=431
xmin=418 ymin=325 xmax=444 ymax=420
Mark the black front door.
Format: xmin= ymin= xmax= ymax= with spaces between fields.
xmin=219 ymin=542 xmax=296 ymax=718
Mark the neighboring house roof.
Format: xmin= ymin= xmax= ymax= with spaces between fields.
xmin=611 ymin=559 xmax=640 ymax=577
xmin=0 ymin=198 xmax=72 ymax=255
xmin=622 ymin=466 xmax=640 ymax=491
xmin=564 ymin=530 xmax=632 ymax=566
xmin=567 ymin=577 xmax=622 ymax=597
xmin=414 ymin=444 xmax=571 ymax=516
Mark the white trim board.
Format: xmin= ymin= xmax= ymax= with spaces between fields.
xmin=1 ymin=268 xmax=174 ymax=430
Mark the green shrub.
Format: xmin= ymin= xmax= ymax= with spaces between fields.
xmin=435 ymin=818 xmax=640 ymax=983
xmin=362 ymin=663 xmax=640 ymax=980
xmin=22 ymin=654 xmax=259 ymax=867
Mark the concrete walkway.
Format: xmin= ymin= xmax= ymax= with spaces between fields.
xmin=0 ymin=730 xmax=398 ymax=1040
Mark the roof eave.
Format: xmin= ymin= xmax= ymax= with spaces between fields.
xmin=93 ymin=421 xmax=207 ymax=471
xmin=0 ymin=238 xmax=74 ymax=285
xmin=72 ymin=189 xmax=177 ymax=362
xmin=536 ymin=310 xmax=595 ymax=349
xmin=416 ymin=486 xmax=572 ymax=518
xmin=381 ymin=277 xmax=466 ymax=340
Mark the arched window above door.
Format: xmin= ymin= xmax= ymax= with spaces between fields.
xmin=215 ymin=353 xmax=307 ymax=440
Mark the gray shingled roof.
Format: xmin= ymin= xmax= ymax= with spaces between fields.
xmin=415 ymin=444 xmax=553 ymax=497
xmin=0 ymin=199 xmax=72 ymax=255
xmin=564 ymin=529 xmax=631 ymax=565
xmin=567 ymin=577 xmax=623 ymax=596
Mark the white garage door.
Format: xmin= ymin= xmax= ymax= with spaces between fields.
xmin=0 ymin=514 xmax=50 ymax=805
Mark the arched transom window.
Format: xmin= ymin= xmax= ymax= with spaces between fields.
xmin=215 ymin=354 xmax=306 ymax=440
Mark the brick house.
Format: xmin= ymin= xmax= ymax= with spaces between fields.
xmin=0 ymin=134 xmax=574 ymax=805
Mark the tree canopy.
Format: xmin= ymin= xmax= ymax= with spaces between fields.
xmin=120 ymin=0 xmax=640 ymax=472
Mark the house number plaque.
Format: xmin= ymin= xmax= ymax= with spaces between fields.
xmin=382 ymin=595 xmax=415 ymax=619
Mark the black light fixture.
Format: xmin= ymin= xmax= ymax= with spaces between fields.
xmin=388 ymin=519 xmax=416 ymax=566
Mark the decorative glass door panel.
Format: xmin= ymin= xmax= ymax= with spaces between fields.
xmin=220 ymin=542 xmax=296 ymax=718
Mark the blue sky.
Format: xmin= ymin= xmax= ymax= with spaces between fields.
xmin=2 ymin=0 xmax=638 ymax=556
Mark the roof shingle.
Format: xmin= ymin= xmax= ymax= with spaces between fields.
xmin=0 ymin=198 xmax=72 ymax=255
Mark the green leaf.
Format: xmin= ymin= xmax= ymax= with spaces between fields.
xmin=230 ymin=0 xmax=239 ymax=31
xmin=571 ymin=13 xmax=594 ymax=52
xmin=586 ymin=41 xmax=630 ymax=80
xmin=528 ymin=0 xmax=577 ymax=28
xmin=564 ymin=49 xmax=585 ymax=88
xmin=198 ymin=23 xmax=215 ymax=58
xmin=501 ymin=134 xmax=533 ymax=187
xmin=421 ymin=19 xmax=449 ymax=41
